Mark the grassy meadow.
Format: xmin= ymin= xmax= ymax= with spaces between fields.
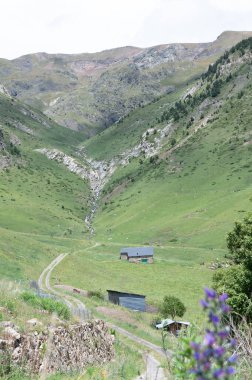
xmin=53 ymin=243 xmax=216 ymax=324
xmin=54 ymin=56 xmax=252 ymax=328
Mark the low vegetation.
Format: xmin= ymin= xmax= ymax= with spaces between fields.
xmin=213 ymin=215 xmax=252 ymax=322
xmin=21 ymin=291 xmax=70 ymax=320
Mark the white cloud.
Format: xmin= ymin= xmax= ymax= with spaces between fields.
xmin=0 ymin=0 xmax=251 ymax=59
xmin=209 ymin=0 xmax=252 ymax=12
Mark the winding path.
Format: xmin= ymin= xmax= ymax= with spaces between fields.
xmin=38 ymin=253 xmax=169 ymax=379
xmin=38 ymin=253 xmax=90 ymax=320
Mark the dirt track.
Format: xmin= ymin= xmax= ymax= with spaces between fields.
xmin=38 ymin=253 xmax=169 ymax=379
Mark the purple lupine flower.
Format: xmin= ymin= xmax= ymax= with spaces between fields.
xmin=200 ymin=299 xmax=209 ymax=308
xmin=190 ymin=341 xmax=200 ymax=350
xmin=226 ymin=367 xmax=235 ymax=375
xmin=230 ymin=339 xmax=237 ymax=347
xmin=203 ymin=362 xmax=211 ymax=371
xmin=228 ymin=354 xmax=237 ymax=363
xmin=204 ymin=287 xmax=216 ymax=299
xmin=214 ymin=346 xmax=225 ymax=358
xmin=204 ymin=332 xmax=215 ymax=346
xmin=194 ymin=351 xmax=201 ymax=361
xmin=213 ymin=368 xmax=225 ymax=378
xmin=221 ymin=303 xmax=231 ymax=313
xmin=217 ymin=329 xmax=229 ymax=340
xmin=202 ymin=348 xmax=213 ymax=358
xmin=219 ymin=293 xmax=228 ymax=302
xmin=188 ymin=288 xmax=236 ymax=379
xmin=209 ymin=312 xmax=220 ymax=325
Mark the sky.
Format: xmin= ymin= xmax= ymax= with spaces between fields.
xmin=1 ymin=0 xmax=252 ymax=59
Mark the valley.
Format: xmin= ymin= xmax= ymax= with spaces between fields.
xmin=0 ymin=33 xmax=252 ymax=379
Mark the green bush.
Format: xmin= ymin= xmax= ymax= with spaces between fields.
xmin=87 ymin=289 xmax=104 ymax=300
xmin=227 ymin=215 xmax=252 ymax=269
xmin=21 ymin=291 xmax=70 ymax=320
xmin=159 ymin=295 xmax=186 ymax=319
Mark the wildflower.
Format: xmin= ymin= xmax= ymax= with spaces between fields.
xmin=189 ymin=289 xmax=236 ymax=379
xmin=190 ymin=341 xmax=201 ymax=350
xmin=213 ymin=368 xmax=225 ymax=378
xmin=220 ymin=303 xmax=230 ymax=313
xmin=204 ymin=332 xmax=215 ymax=346
xmin=200 ymin=299 xmax=209 ymax=309
xmin=217 ymin=329 xmax=229 ymax=340
xmin=204 ymin=287 xmax=216 ymax=299
xmin=230 ymin=339 xmax=236 ymax=348
xmin=214 ymin=346 xmax=225 ymax=358
xmin=219 ymin=293 xmax=228 ymax=302
xmin=228 ymin=354 xmax=237 ymax=363
xmin=209 ymin=311 xmax=220 ymax=325
xmin=226 ymin=367 xmax=235 ymax=375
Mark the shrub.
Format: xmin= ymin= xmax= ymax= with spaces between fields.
xmin=171 ymin=138 xmax=177 ymax=147
xmin=87 ymin=289 xmax=104 ymax=300
xmin=159 ymin=295 xmax=186 ymax=319
xmin=213 ymin=265 xmax=252 ymax=322
xmin=226 ymin=215 xmax=252 ymax=269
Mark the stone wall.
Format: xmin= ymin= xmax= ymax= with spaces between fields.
xmin=0 ymin=320 xmax=114 ymax=374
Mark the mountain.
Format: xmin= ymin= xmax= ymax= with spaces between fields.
xmin=0 ymin=36 xmax=252 ymax=380
xmin=86 ymin=37 xmax=252 ymax=250
xmin=0 ymin=31 xmax=251 ymax=137
xmin=50 ymin=36 xmax=252 ymax=333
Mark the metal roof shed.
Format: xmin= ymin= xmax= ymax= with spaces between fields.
xmin=107 ymin=290 xmax=146 ymax=312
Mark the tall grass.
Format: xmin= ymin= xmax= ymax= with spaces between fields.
xmin=229 ymin=317 xmax=252 ymax=380
xmin=21 ymin=291 xmax=70 ymax=320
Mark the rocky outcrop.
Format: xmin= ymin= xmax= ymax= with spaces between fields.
xmin=0 ymin=320 xmax=114 ymax=374
xmin=36 ymin=121 xmax=174 ymax=232
xmin=35 ymin=148 xmax=103 ymax=196
xmin=0 ymin=84 xmax=11 ymax=97
xmin=10 ymin=120 xmax=36 ymax=136
xmin=0 ymin=128 xmax=5 ymax=150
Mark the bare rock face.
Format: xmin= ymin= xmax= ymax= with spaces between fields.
xmin=0 ymin=129 xmax=5 ymax=150
xmin=0 ymin=320 xmax=114 ymax=375
xmin=26 ymin=318 xmax=43 ymax=327
xmin=0 ymin=84 xmax=11 ymax=97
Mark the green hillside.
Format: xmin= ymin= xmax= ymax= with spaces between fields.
xmin=52 ymin=39 xmax=252 ymax=322
xmin=93 ymin=38 xmax=252 ymax=249
xmin=0 ymin=94 xmax=90 ymax=281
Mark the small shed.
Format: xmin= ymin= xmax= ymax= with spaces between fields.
xmin=107 ymin=290 xmax=146 ymax=312
xmin=120 ymin=247 xmax=154 ymax=263
xmin=156 ymin=318 xmax=190 ymax=335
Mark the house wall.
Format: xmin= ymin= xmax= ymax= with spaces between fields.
xmin=166 ymin=323 xmax=189 ymax=335
xmin=128 ymin=256 xmax=153 ymax=263
xmin=120 ymin=254 xmax=128 ymax=260
xmin=108 ymin=292 xmax=120 ymax=305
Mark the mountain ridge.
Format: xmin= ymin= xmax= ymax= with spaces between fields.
xmin=0 ymin=30 xmax=251 ymax=136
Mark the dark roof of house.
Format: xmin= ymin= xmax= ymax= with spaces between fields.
xmin=120 ymin=247 xmax=154 ymax=257
xmin=107 ymin=289 xmax=146 ymax=298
